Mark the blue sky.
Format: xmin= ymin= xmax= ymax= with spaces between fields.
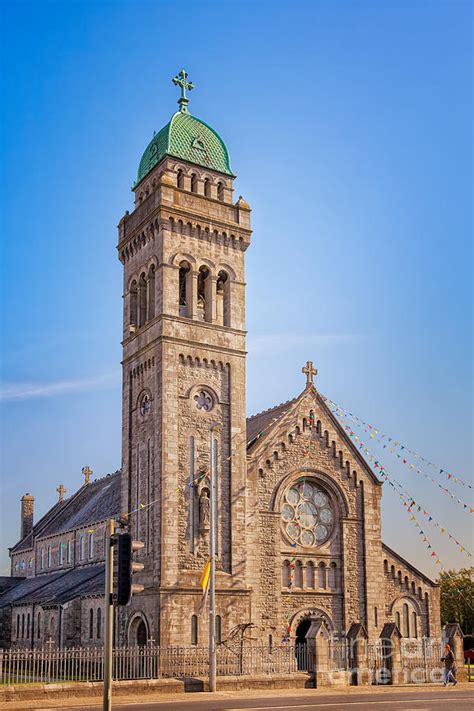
xmin=0 ymin=0 xmax=472 ymax=578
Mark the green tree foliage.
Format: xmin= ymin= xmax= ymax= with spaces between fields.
xmin=438 ymin=567 xmax=473 ymax=633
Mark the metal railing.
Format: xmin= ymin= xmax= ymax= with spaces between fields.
xmin=0 ymin=643 xmax=308 ymax=685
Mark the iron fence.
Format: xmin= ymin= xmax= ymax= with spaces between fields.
xmin=400 ymin=638 xmax=443 ymax=683
xmin=0 ymin=643 xmax=307 ymax=685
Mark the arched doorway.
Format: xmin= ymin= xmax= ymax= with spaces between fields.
xmin=136 ymin=620 xmax=147 ymax=647
xmin=295 ymin=618 xmax=311 ymax=670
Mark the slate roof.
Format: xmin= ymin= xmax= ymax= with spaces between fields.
xmin=37 ymin=471 xmax=121 ymax=539
xmin=246 ymin=399 xmax=297 ymax=449
xmin=0 ymin=565 xmax=104 ymax=608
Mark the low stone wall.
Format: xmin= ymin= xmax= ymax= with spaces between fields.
xmin=0 ymin=673 xmax=313 ymax=703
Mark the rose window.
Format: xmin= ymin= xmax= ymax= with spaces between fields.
xmin=140 ymin=394 xmax=151 ymax=416
xmin=194 ymin=390 xmax=213 ymax=412
xmin=281 ymin=480 xmax=334 ymax=546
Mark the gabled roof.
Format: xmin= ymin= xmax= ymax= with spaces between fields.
xmin=246 ymin=387 xmax=382 ymax=486
xmin=246 ymin=398 xmax=297 ymax=449
xmin=10 ymin=471 xmax=122 ymax=553
xmin=382 ymin=543 xmax=437 ymax=587
xmin=0 ymin=565 xmax=104 ymax=608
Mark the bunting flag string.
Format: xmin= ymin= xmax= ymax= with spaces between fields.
xmin=322 ymin=394 xmax=472 ymax=490
xmin=328 ymin=410 xmax=473 ymax=560
xmin=327 ymin=404 xmax=473 ymax=512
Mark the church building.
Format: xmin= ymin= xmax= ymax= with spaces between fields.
xmin=1 ymin=71 xmax=440 ymax=652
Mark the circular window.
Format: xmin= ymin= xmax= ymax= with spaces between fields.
xmin=281 ymin=480 xmax=334 ymax=547
xmin=194 ymin=390 xmax=213 ymax=412
xmin=140 ymin=394 xmax=151 ymax=416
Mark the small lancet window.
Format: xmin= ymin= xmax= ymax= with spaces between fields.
xmin=197 ymin=266 xmax=211 ymax=322
xmin=216 ymin=270 xmax=230 ymax=327
xmin=138 ymin=273 xmax=147 ymax=327
xmin=177 ymin=169 xmax=184 ymax=188
xmin=148 ymin=265 xmax=155 ymax=320
xmin=204 ymin=178 xmax=211 ymax=197
xmin=190 ymin=173 xmax=198 ymax=193
xmin=191 ymin=615 xmax=198 ymax=645
xmin=179 ymin=261 xmax=191 ymax=317
xmin=217 ymin=181 xmax=224 ymax=201
xmin=129 ymin=280 xmax=138 ymax=332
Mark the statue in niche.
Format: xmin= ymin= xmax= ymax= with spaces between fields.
xmin=199 ymin=488 xmax=210 ymax=530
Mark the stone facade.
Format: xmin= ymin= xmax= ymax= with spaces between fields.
xmin=1 ymin=91 xmax=442 ymax=654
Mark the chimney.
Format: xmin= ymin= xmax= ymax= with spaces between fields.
xmin=20 ymin=493 xmax=35 ymax=539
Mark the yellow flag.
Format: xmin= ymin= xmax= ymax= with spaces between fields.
xmin=198 ymin=559 xmax=210 ymax=616
xmin=200 ymin=559 xmax=210 ymax=591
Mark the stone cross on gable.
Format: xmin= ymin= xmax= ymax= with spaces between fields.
xmin=56 ymin=484 xmax=66 ymax=502
xmin=172 ymin=68 xmax=194 ymax=112
xmin=302 ymin=360 xmax=318 ymax=387
xmin=82 ymin=466 xmax=93 ymax=486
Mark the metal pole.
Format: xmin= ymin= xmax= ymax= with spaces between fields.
xmin=209 ymin=424 xmax=219 ymax=692
xmin=103 ymin=518 xmax=115 ymax=711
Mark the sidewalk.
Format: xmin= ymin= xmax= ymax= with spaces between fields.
xmin=0 ymin=680 xmax=471 ymax=710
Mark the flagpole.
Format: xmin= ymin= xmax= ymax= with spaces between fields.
xmin=209 ymin=422 xmax=219 ymax=693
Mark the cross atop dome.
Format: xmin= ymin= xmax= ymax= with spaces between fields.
xmin=172 ymin=69 xmax=194 ymax=113
xmin=302 ymin=360 xmax=317 ymax=387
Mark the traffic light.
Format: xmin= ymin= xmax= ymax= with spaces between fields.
xmin=116 ymin=533 xmax=144 ymax=606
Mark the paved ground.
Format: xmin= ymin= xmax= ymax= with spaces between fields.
xmin=26 ymin=685 xmax=473 ymax=711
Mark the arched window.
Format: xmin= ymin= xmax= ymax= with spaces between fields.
xmin=391 ymin=565 xmax=395 ymax=578
xmin=89 ymin=608 xmax=94 ymax=639
xmin=129 ymin=280 xmax=138 ymax=330
xmin=316 ymin=420 xmax=321 ymax=435
xmin=411 ymin=581 xmax=416 ymax=595
xmin=197 ymin=266 xmax=211 ymax=322
xmin=190 ymin=173 xmax=197 ymax=193
xmin=403 ymin=603 xmax=410 ymax=638
xmin=177 ymin=169 xmax=184 ymax=189
xmin=383 ymin=560 xmax=388 ymax=575
xmin=418 ymin=586 xmax=422 ymax=600
xmin=217 ymin=181 xmax=224 ymax=201
xmin=41 ymin=547 xmax=45 ymax=569
xmin=318 ymin=562 xmax=327 ymax=589
xmin=147 ymin=265 xmax=155 ymax=320
xmin=412 ymin=612 xmax=417 ymax=638
xmin=67 ymin=540 xmax=72 ymax=564
xmin=216 ymin=615 xmax=222 ymax=644
xmin=26 ymin=613 xmax=30 ymax=639
xmin=294 ymin=560 xmax=303 ymax=588
xmin=138 ymin=273 xmax=147 ymax=327
xmin=328 ymin=562 xmax=337 ymax=589
xmin=37 ymin=612 xmax=41 ymax=639
xmin=59 ymin=541 xmax=64 ymax=565
xmin=306 ymin=561 xmax=315 ymax=589
xmin=179 ymin=261 xmax=191 ymax=317
xmin=282 ymin=560 xmax=290 ymax=587
xmin=216 ymin=270 xmax=230 ymax=326
xmin=80 ymin=534 xmax=85 ymax=561
xmin=404 ymin=576 xmax=409 ymax=591
xmin=88 ymin=532 xmax=94 ymax=559
xmin=374 ymin=607 xmax=378 ymax=628
xmin=47 ymin=545 xmax=51 ymax=568
xmin=268 ymin=634 xmax=273 ymax=653
xmin=191 ymin=615 xmax=198 ymax=645
xmin=16 ymin=614 xmax=20 ymax=638
xmin=204 ymin=178 xmax=210 ymax=197
xmin=397 ymin=570 xmax=402 ymax=586
xmin=97 ymin=608 xmax=102 ymax=639
xmin=21 ymin=613 xmax=25 ymax=639
xmin=395 ymin=611 xmax=401 ymax=631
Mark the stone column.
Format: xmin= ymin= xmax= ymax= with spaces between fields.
xmin=306 ymin=620 xmax=330 ymax=688
xmin=347 ymin=622 xmax=370 ymax=686
xmin=380 ymin=622 xmax=402 ymax=685
xmin=444 ymin=623 xmax=466 ymax=682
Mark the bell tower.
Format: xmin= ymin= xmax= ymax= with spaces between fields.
xmin=117 ymin=70 xmax=252 ymax=645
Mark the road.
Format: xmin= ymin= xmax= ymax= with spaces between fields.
xmin=50 ymin=687 xmax=474 ymax=711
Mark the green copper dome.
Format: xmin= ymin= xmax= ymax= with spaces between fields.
xmin=136 ymin=69 xmax=232 ymax=186
xmin=136 ymin=110 xmax=233 ymax=185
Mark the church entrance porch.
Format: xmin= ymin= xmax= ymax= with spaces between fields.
xmin=295 ymin=618 xmax=311 ymax=670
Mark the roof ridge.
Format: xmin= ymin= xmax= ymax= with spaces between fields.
xmin=247 ymin=398 xmax=296 ymax=421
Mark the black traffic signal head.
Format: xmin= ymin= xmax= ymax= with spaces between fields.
xmin=116 ymin=533 xmax=144 ymax=606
